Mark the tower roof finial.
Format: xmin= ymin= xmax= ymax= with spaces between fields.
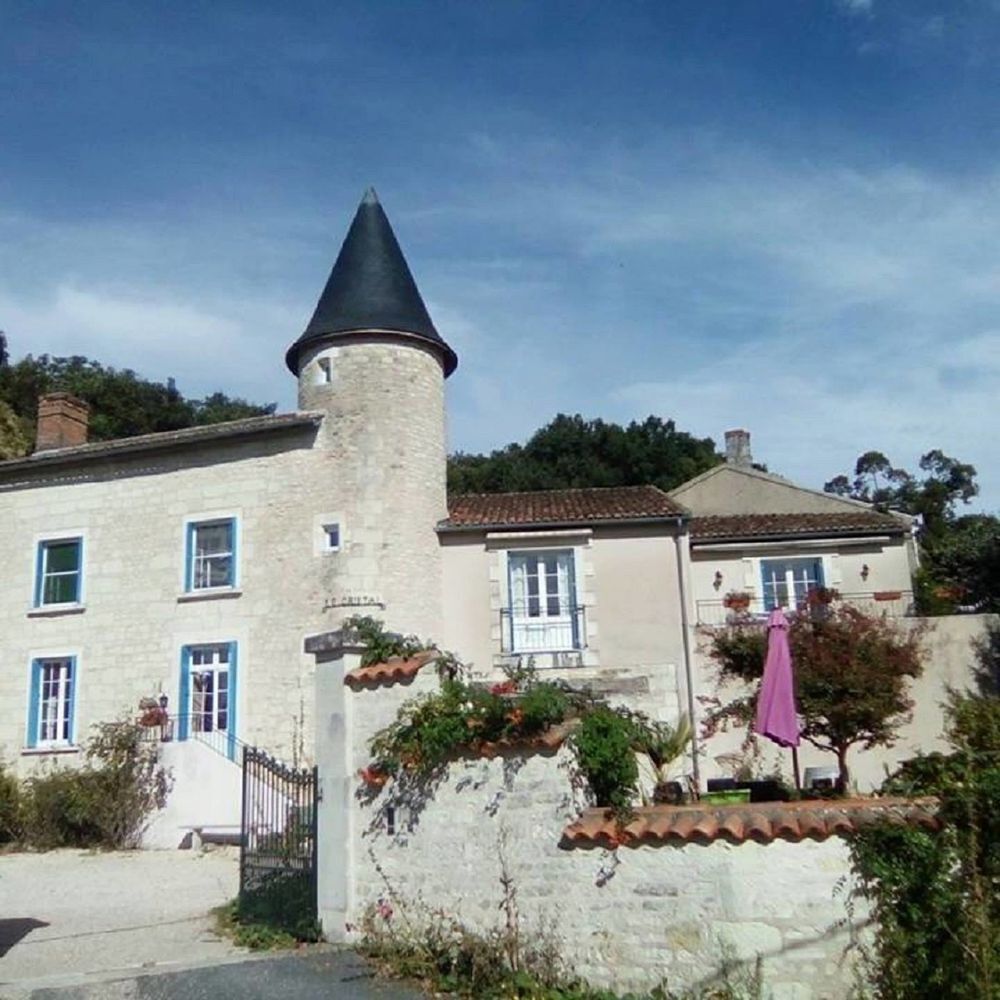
xmin=286 ymin=190 xmax=457 ymax=376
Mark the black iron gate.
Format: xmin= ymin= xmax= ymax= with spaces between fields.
xmin=239 ymin=746 xmax=319 ymax=931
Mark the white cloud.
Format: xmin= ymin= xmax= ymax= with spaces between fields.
xmin=1 ymin=138 xmax=998 ymax=512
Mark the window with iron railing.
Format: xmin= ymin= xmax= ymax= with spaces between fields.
xmin=504 ymin=550 xmax=584 ymax=653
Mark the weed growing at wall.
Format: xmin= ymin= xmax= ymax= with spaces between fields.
xmin=17 ymin=719 xmax=171 ymax=849
xmin=359 ymin=844 xmax=768 ymax=1000
xmin=848 ymin=690 xmax=1000 ymax=999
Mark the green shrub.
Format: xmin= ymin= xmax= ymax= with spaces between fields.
xmin=22 ymin=767 xmax=105 ymax=848
xmin=571 ymin=707 xmax=639 ymax=813
xmin=0 ymin=762 xmax=23 ymax=843
xmin=19 ymin=718 xmax=170 ymax=850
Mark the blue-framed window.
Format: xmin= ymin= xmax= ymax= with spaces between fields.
xmin=185 ymin=518 xmax=237 ymax=591
xmin=178 ymin=642 xmax=239 ymax=760
xmin=35 ymin=538 xmax=83 ymax=607
xmin=760 ymin=558 xmax=824 ymax=611
xmin=506 ymin=550 xmax=582 ymax=653
xmin=27 ymin=656 xmax=77 ymax=747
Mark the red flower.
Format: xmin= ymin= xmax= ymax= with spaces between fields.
xmin=490 ymin=680 xmax=518 ymax=696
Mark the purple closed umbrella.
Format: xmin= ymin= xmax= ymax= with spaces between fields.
xmin=754 ymin=608 xmax=801 ymax=757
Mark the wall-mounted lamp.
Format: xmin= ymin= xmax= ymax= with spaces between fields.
xmin=860 ymin=564 xmax=870 ymax=582
xmin=713 ymin=570 xmax=724 ymax=590
xmin=158 ymin=693 xmax=169 ymax=710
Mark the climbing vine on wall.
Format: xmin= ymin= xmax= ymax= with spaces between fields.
xmin=352 ymin=618 xmax=691 ymax=817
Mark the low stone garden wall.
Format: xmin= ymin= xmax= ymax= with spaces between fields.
xmin=310 ymin=633 xmax=936 ymax=999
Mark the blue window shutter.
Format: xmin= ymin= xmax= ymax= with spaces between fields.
xmin=505 ymin=554 xmax=514 ymax=652
xmin=184 ymin=523 xmax=194 ymax=592
xmin=567 ymin=551 xmax=581 ymax=649
xmin=27 ymin=660 xmax=41 ymax=748
xmin=72 ymin=539 xmax=83 ymax=604
xmin=228 ymin=518 xmax=238 ymax=588
xmin=66 ymin=656 xmax=77 ymax=744
xmin=178 ymin=647 xmax=190 ymax=741
xmin=227 ymin=641 xmax=238 ymax=761
xmin=33 ymin=543 xmax=44 ymax=607
xmin=760 ymin=561 xmax=772 ymax=611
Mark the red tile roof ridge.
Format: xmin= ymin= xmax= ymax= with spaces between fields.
xmin=560 ymin=796 xmax=940 ymax=848
xmin=452 ymin=484 xmax=675 ymax=500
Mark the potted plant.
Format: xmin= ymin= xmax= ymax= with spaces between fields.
xmin=636 ymin=714 xmax=693 ymax=805
xmin=723 ymin=591 xmax=752 ymax=612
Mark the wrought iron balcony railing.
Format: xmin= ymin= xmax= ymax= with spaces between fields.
xmin=499 ymin=603 xmax=587 ymax=654
xmin=694 ymin=589 xmax=916 ymax=627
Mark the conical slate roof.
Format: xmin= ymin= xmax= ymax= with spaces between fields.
xmin=286 ymin=188 xmax=457 ymax=376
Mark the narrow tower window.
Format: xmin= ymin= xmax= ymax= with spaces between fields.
xmin=323 ymin=523 xmax=341 ymax=552
xmin=316 ymin=357 xmax=332 ymax=385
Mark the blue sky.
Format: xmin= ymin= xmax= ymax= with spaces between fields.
xmin=2 ymin=1 xmax=998 ymax=508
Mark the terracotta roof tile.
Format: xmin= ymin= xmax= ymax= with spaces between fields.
xmin=472 ymin=719 xmax=578 ymax=757
xmin=344 ymin=651 xmax=438 ymax=687
xmin=689 ymin=511 xmax=906 ymax=542
xmin=561 ymin=797 xmax=939 ymax=848
xmin=441 ymin=485 xmax=686 ymax=530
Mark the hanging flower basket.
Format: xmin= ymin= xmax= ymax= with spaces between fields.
xmin=723 ymin=591 xmax=752 ymax=611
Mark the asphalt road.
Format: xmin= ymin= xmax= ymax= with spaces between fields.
xmin=25 ymin=950 xmax=422 ymax=1000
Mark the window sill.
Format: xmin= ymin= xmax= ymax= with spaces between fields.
xmin=177 ymin=589 xmax=243 ymax=604
xmin=27 ymin=605 xmax=86 ymax=618
xmin=22 ymin=745 xmax=81 ymax=757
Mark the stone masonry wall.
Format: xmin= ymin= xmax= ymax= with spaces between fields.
xmin=315 ymin=647 xmax=867 ymax=1000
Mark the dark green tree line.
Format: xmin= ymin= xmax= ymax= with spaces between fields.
xmin=0 ymin=340 xmax=275 ymax=455
xmin=447 ymin=413 xmax=720 ymax=495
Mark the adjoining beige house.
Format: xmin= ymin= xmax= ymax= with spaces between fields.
xmin=671 ymin=429 xmax=919 ymax=627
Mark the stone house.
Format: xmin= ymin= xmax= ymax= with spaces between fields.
xmin=0 ymin=189 xmax=924 ymax=844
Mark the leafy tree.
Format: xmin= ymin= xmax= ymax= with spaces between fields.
xmin=448 ymin=413 xmax=720 ymax=494
xmin=0 ymin=349 xmax=275 ymax=450
xmin=0 ymin=399 xmax=29 ymax=459
xmin=918 ymin=514 xmax=1000 ymax=614
xmin=849 ymin=690 xmax=1000 ymax=999
xmin=704 ymin=605 xmax=926 ymax=789
xmin=824 ymin=449 xmax=977 ymax=538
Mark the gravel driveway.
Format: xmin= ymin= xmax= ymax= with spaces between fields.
xmin=0 ymin=849 xmax=241 ymax=996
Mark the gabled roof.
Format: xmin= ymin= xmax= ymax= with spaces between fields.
xmin=440 ymin=485 xmax=687 ymax=532
xmin=669 ymin=461 xmax=881 ymax=513
xmin=689 ymin=511 xmax=907 ymax=543
xmin=285 ymin=188 xmax=457 ymax=376
xmin=0 ymin=412 xmax=322 ymax=481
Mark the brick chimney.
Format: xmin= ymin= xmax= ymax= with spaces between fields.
xmin=36 ymin=393 xmax=90 ymax=451
xmin=724 ymin=428 xmax=752 ymax=468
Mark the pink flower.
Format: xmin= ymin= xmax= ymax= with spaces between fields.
xmin=376 ymin=898 xmax=393 ymax=921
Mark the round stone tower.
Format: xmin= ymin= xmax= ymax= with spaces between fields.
xmin=286 ymin=188 xmax=457 ymax=641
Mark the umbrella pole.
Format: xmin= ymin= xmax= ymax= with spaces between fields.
xmin=792 ymin=745 xmax=802 ymax=793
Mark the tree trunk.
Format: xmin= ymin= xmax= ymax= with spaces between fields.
xmin=836 ymin=744 xmax=850 ymax=794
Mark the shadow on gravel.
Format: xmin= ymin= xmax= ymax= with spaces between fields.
xmin=0 ymin=919 xmax=49 ymax=958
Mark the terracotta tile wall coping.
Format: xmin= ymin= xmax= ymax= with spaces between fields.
xmin=561 ymin=796 xmax=940 ymax=848
xmin=344 ymin=651 xmax=439 ymax=688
